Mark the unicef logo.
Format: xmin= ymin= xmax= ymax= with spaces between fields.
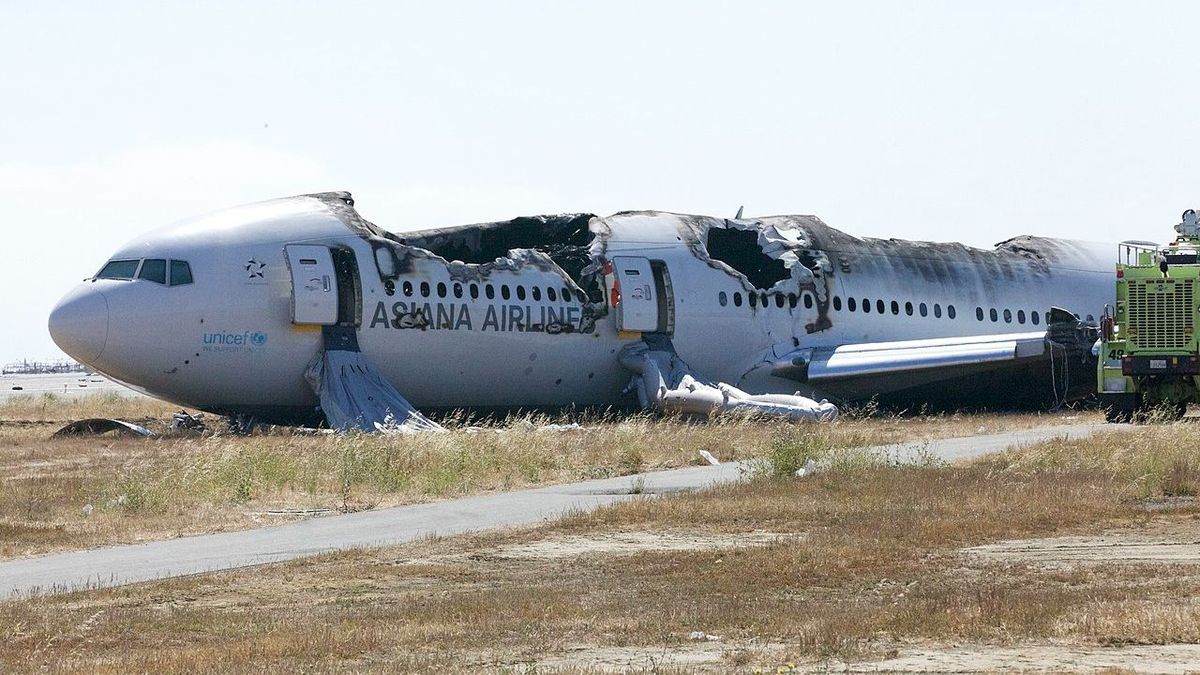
xmin=250 ymin=332 xmax=268 ymax=347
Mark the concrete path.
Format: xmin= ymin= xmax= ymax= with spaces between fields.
xmin=0 ymin=422 xmax=1113 ymax=600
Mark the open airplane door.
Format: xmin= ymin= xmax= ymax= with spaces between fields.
xmin=611 ymin=256 xmax=660 ymax=332
xmin=285 ymin=245 xmax=339 ymax=325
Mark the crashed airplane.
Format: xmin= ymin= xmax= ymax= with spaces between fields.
xmin=48 ymin=192 xmax=1111 ymax=430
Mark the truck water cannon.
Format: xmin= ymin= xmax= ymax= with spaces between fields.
xmin=1177 ymin=209 xmax=1200 ymax=242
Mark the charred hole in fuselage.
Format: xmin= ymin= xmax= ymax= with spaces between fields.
xmin=705 ymin=226 xmax=789 ymax=289
xmin=397 ymin=213 xmax=606 ymax=303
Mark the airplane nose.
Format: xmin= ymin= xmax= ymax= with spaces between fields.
xmin=48 ymin=285 xmax=110 ymax=364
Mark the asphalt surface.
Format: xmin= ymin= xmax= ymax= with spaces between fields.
xmin=0 ymin=373 xmax=141 ymax=401
xmin=0 ymin=422 xmax=1113 ymax=600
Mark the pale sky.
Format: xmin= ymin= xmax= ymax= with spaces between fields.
xmin=5 ymin=1 xmax=1200 ymax=361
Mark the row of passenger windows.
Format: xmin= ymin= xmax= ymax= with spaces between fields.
xmin=96 ymin=258 xmax=193 ymax=286
xmin=402 ymin=280 xmax=578 ymax=303
xmin=715 ymin=290 xmax=1065 ymax=326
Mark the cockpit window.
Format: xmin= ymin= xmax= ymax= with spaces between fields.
xmin=169 ymin=260 xmax=193 ymax=286
xmin=138 ymin=258 xmax=167 ymax=284
xmin=96 ymin=259 xmax=140 ymax=280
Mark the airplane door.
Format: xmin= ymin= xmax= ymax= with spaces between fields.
xmin=612 ymin=256 xmax=659 ymax=332
xmin=285 ymin=245 xmax=339 ymax=325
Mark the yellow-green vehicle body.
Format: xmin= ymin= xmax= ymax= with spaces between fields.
xmin=1098 ymin=225 xmax=1200 ymax=422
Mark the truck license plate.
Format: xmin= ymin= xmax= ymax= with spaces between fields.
xmin=1151 ymin=359 xmax=1167 ymax=369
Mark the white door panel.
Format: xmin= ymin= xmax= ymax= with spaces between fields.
xmin=285 ymin=245 xmax=339 ymax=325
xmin=613 ymin=256 xmax=657 ymax=331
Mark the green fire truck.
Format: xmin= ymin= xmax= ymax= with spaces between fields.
xmin=1097 ymin=209 xmax=1200 ymax=422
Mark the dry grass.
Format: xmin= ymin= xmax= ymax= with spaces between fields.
xmin=0 ymin=393 xmax=1087 ymax=559
xmin=4 ymin=421 xmax=1199 ymax=672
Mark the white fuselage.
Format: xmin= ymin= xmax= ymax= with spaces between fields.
xmin=48 ymin=193 xmax=1115 ymax=421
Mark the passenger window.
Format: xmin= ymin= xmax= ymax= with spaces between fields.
xmin=749 ymin=293 xmax=758 ymax=308
xmin=547 ymin=287 xmax=557 ymax=302
xmin=437 ymin=282 xmax=447 ymax=298
xmin=919 ymin=302 xmax=927 ymax=317
xmin=96 ymin=259 xmax=140 ymax=280
xmin=848 ymin=297 xmax=857 ymax=312
xmin=733 ymin=292 xmax=743 ymax=307
xmin=453 ymin=282 xmax=463 ymax=299
xmin=1017 ymin=310 xmax=1026 ymax=324
xmin=501 ymin=284 xmax=511 ymax=300
xmin=976 ymin=307 xmax=984 ymax=321
xmin=420 ymin=281 xmax=430 ymax=297
xmin=1032 ymin=311 xmax=1040 ymax=325
xmin=138 ymin=258 xmax=166 ymax=284
xmin=403 ymin=281 xmax=413 ymax=297
xmin=948 ymin=305 xmax=956 ymax=319
xmin=890 ymin=300 xmax=899 ymax=315
xmin=904 ymin=301 xmax=913 ymax=316
xmin=876 ymin=299 xmax=885 ymax=314
xmin=788 ymin=293 xmax=798 ymax=309
xmin=169 ymin=260 xmax=193 ymax=286
xmin=469 ymin=283 xmax=479 ymax=299
xmin=775 ymin=294 xmax=785 ymax=308
xmin=562 ymin=288 xmax=572 ymax=302
xmin=1003 ymin=308 xmax=1012 ymax=323
xmin=803 ymin=293 xmax=814 ymax=309
xmin=990 ymin=308 xmax=998 ymax=322
xmin=863 ymin=298 xmax=872 ymax=314
xmin=833 ymin=296 xmax=842 ymax=311
xmin=485 ymin=284 xmax=495 ymax=300
xmin=532 ymin=286 xmax=541 ymax=301
xmin=760 ymin=292 xmax=769 ymax=307
xmin=516 ymin=285 xmax=526 ymax=301
xmin=933 ymin=303 xmax=942 ymax=318
xmin=719 ymin=291 xmax=728 ymax=307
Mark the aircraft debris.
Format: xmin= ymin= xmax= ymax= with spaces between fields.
xmin=698 ymin=449 xmax=721 ymax=466
xmin=305 ymin=326 xmax=444 ymax=433
xmin=170 ymin=410 xmax=206 ymax=435
xmin=620 ymin=340 xmax=838 ymax=422
xmin=794 ymin=458 xmax=818 ymax=478
xmin=52 ymin=419 xmax=156 ymax=438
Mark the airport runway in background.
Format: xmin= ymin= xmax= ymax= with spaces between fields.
xmin=0 ymin=373 xmax=141 ymax=402
xmin=0 ymin=423 xmax=1122 ymax=600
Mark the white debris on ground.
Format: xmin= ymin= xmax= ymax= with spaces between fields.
xmin=698 ymin=449 xmax=721 ymax=465
xmin=620 ymin=341 xmax=838 ymax=422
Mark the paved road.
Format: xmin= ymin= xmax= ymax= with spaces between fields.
xmin=0 ymin=422 xmax=1113 ymax=599
xmin=0 ymin=372 xmax=143 ymax=401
